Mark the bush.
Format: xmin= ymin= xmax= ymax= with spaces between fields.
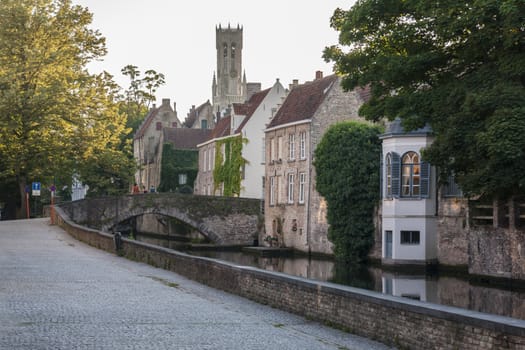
xmin=314 ymin=121 xmax=382 ymax=262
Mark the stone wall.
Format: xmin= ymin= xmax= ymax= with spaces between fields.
xmin=438 ymin=197 xmax=469 ymax=267
xmin=53 ymin=207 xmax=525 ymax=350
xmin=57 ymin=194 xmax=261 ymax=246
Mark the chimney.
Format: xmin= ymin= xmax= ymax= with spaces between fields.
xmin=315 ymin=71 xmax=323 ymax=80
xmin=162 ymin=98 xmax=170 ymax=107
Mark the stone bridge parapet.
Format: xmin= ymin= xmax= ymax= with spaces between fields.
xmin=57 ymin=193 xmax=262 ymax=246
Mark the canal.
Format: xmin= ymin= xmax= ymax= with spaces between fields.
xmin=133 ymin=232 xmax=525 ymax=321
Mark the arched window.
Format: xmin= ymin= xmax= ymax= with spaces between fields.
xmin=231 ymin=43 xmax=236 ymax=59
xmin=401 ymin=152 xmax=420 ymax=197
xmin=223 ymin=43 xmax=228 ymax=57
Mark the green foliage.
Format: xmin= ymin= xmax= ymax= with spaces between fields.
xmin=119 ymin=64 xmax=165 ymax=134
xmin=324 ymin=0 xmax=525 ymax=200
xmin=314 ymin=121 xmax=382 ymax=262
xmin=158 ymin=144 xmax=198 ymax=193
xmin=213 ymin=135 xmax=247 ymax=197
xmin=0 ymin=0 xmax=135 ymax=215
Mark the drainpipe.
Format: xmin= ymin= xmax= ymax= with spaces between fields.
xmin=305 ymin=123 xmax=312 ymax=256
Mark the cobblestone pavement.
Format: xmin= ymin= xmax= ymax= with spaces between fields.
xmin=0 ymin=219 xmax=394 ymax=350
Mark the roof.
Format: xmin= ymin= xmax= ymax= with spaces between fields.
xmin=209 ymin=115 xmax=231 ymax=140
xmin=162 ymin=127 xmax=212 ymax=150
xmin=134 ymin=108 xmax=159 ymax=140
xmin=234 ymin=88 xmax=270 ymax=133
xmin=266 ymin=75 xmax=338 ymax=129
xmin=184 ymin=100 xmax=211 ymax=128
xmin=380 ymin=118 xmax=433 ymax=139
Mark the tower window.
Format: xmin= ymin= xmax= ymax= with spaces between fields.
xmin=231 ymin=43 xmax=236 ymax=59
xmin=223 ymin=43 xmax=228 ymax=57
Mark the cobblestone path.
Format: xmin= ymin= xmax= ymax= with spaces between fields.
xmin=0 ymin=219 xmax=393 ymax=350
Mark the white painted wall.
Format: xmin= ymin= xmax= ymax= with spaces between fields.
xmin=381 ymin=134 xmax=438 ymax=263
xmin=240 ymin=80 xmax=287 ymax=199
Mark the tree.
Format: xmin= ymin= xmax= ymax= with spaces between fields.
xmin=314 ymin=121 xmax=382 ymax=262
xmin=0 ymin=0 xmax=133 ymax=216
xmin=324 ymin=0 xmax=525 ymax=200
xmin=120 ymin=64 xmax=165 ymax=134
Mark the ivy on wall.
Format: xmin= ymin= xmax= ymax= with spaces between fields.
xmin=213 ymin=135 xmax=248 ymax=197
xmin=158 ymin=144 xmax=198 ymax=193
xmin=314 ymin=121 xmax=383 ymax=262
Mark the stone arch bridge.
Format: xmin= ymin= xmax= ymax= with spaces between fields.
xmin=57 ymin=193 xmax=262 ymax=246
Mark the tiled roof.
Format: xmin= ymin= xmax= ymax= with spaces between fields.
xmin=163 ymin=127 xmax=212 ymax=150
xmin=232 ymin=103 xmax=249 ymax=116
xmin=266 ymin=75 xmax=338 ymax=129
xmin=209 ymin=115 xmax=231 ymax=140
xmin=184 ymin=100 xmax=211 ymax=128
xmin=134 ymin=107 xmax=159 ymax=140
xmin=234 ymin=88 xmax=270 ymax=133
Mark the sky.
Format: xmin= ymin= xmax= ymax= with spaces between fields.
xmin=73 ymin=0 xmax=356 ymax=122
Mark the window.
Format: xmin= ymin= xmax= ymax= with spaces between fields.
xmin=178 ymin=173 xmax=187 ymax=185
xmin=201 ymin=119 xmax=208 ymax=129
xmin=288 ymin=134 xmax=295 ymax=160
xmin=203 ymin=150 xmax=208 ymax=172
xmin=385 ymin=153 xmax=392 ymax=197
xmin=402 ymin=152 xmax=420 ymax=197
xmin=270 ymin=138 xmax=275 ymax=161
xmin=269 ymin=176 xmax=275 ymax=205
xmin=223 ymin=43 xmax=228 ymax=57
xmin=172 ymin=122 xmax=178 ymax=128
xmin=156 ymin=121 xmax=162 ymax=130
xmin=298 ymin=172 xmax=306 ymax=204
xmin=208 ymin=147 xmax=212 ymax=171
xmin=277 ymin=136 xmax=283 ymax=161
xmin=287 ymin=173 xmax=295 ymax=204
xmin=400 ymin=230 xmax=420 ymax=245
xmin=231 ymin=43 xmax=236 ymax=59
xmin=299 ymin=132 xmax=306 ymax=159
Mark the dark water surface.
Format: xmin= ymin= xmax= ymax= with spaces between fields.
xmin=134 ymin=233 xmax=525 ymax=321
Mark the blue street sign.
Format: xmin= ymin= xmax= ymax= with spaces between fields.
xmin=32 ymin=182 xmax=41 ymax=196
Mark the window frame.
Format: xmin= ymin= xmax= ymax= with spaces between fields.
xmin=400 ymin=230 xmax=420 ymax=245
xmin=299 ymin=132 xmax=306 ymax=160
xmin=288 ymin=133 xmax=296 ymax=160
xmin=298 ymin=172 xmax=306 ymax=204
xmin=287 ymin=173 xmax=295 ymax=204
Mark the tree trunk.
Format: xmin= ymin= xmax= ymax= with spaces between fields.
xmin=18 ymin=177 xmax=28 ymax=219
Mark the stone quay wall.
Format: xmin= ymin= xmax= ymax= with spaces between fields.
xmin=53 ymin=207 xmax=525 ymax=350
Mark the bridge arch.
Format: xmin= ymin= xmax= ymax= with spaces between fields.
xmin=58 ymin=193 xmax=261 ymax=246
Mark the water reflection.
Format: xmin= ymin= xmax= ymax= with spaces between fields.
xmin=132 ymin=234 xmax=525 ymax=320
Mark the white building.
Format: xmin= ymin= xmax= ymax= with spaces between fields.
xmin=380 ymin=118 xmax=437 ymax=265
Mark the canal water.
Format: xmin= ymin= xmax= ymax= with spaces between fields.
xmin=134 ymin=232 xmax=525 ymax=321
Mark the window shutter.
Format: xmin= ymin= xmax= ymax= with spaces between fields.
xmin=420 ymin=161 xmax=431 ymax=198
xmin=379 ymin=153 xmax=383 ymax=199
xmin=391 ymin=152 xmax=401 ymax=198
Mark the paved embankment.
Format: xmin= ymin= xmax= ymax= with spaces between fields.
xmin=0 ymin=219 xmax=392 ymax=350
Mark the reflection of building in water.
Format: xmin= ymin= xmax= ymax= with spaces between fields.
xmin=382 ymin=274 xmax=438 ymax=303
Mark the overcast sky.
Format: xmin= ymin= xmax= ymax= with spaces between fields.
xmin=74 ymin=0 xmax=356 ymax=121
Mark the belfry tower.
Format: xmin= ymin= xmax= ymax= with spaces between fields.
xmin=212 ymin=24 xmax=247 ymax=114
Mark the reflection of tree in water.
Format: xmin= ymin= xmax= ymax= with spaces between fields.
xmin=329 ymin=261 xmax=377 ymax=291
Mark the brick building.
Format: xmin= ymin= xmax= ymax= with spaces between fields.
xmin=263 ymin=72 xmax=370 ymax=255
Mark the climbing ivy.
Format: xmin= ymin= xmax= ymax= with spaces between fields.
xmin=213 ymin=135 xmax=248 ymax=197
xmin=314 ymin=121 xmax=383 ymax=262
xmin=158 ymin=144 xmax=198 ymax=193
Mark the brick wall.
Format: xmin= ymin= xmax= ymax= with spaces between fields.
xmin=54 ymin=207 xmax=525 ymax=350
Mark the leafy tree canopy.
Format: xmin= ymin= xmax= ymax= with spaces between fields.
xmin=314 ymin=121 xmax=382 ymax=262
xmin=324 ymin=0 xmax=525 ymax=199
xmin=0 ymin=0 xmax=134 ymax=215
